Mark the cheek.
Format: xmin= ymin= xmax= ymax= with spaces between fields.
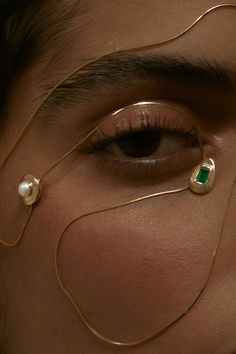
xmin=57 ymin=191 xmax=224 ymax=343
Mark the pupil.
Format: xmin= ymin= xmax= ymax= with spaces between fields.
xmin=117 ymin=131 xmax=161 ymax=158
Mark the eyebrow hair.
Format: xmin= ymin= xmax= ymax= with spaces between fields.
xmin=42 ymin=53 xmax=235 ymax=114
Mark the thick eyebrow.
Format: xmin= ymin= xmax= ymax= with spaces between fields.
xmin=42 ymin=53 xmax=235 ymax=113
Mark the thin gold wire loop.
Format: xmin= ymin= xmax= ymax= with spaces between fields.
xmin=0 ymin=3 xmax=235 ymax=348
xmin=55 ymin=177 xmax=236 ymax=347
xmin=0 ymin=3 xmax=235 ymax=171
xmin=55 ymin=187 xmax=189 ymax=347
xmin=55 ymin=178 xmax=236 ymax=347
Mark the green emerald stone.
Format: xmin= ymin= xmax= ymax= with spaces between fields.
xmin=196 ymin=167 xmax=210 ymax=184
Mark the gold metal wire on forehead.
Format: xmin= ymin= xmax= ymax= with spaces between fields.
xmin=0 ymin=3 xmax=235 ymax=171
xmin=0 ymin=2 xmax=236 ymax=349
xmin=0 ymin=2 xmax=234 ymax=247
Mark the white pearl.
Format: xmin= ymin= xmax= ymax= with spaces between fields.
xmin=18 ymin=181 xmax=32 ymax=198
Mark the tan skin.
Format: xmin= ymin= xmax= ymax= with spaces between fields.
xmin=1 ymin=1 xmax=236 ymax=353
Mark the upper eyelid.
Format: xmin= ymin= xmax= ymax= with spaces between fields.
xmin=72 ymin=99 xmax=207 ymax=160
xmin=75 ymin=101 xmax=206 ymax=181
xmin=83 ymin=106 xmax=199 ymax=153
xmin=88 ymin=100 xmax=198 ymax=132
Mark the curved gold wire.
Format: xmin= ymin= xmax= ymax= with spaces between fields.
xmin=0 ymin=206 xmax=33 ymax=248
xmin=40 ymin=100 xmax=205 ymax=181
xmin=55 ymin=187 xmax=189 ymax=347
xmin=54 ymin=178 xmax=236 ymax=347
xmin=0 ymin=3 xmax=235 ymax=171
xmin=0 ymin=2 xmax=235 ymax=349
xmin=0 ymin=99 xmax=204 ymax=246
xmin=49 ymin=104 xmax=204 ymax=348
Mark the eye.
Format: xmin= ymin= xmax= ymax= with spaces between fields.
xmin=81 ymin=101 xmax=203 ymax=180
xmin=115 ymin=130 xmax=162 ymax=158
xmin=100 ymin=129 xmax=194 ymax=159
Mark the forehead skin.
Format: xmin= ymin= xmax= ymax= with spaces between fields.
xmin=1 ymin=1 xmax=236 ymax=354
xmin=3 ymin=0 xmax=236 ymax=153
xmin=52 ymin=0 xmax=236 ymax=71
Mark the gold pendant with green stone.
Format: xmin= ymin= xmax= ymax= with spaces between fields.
xmin=190 ymin=158 xmax=215 ymax=194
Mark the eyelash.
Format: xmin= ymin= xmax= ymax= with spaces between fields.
xmin=86 ymin=115 xmax=196 ymax=153
xmin=80 ymin=112 xmax=202 ymax=181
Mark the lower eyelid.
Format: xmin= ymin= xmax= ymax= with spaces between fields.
xmin=85 ymin=144 xmax=203 ymax=182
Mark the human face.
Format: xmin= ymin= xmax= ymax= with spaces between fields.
xmin=1 ymin=1 xmax=236 ymax=353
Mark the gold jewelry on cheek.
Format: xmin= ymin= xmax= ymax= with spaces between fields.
xmin=51 ymin=100 xmax=215 ymax=347
xmin=0 ymin=2 xmax=235 ymax=348
xmin=54 ymin=176 xmax=236 ymax=350
xmin=190 ymin=158 xmax=216 ymax=194
xmin=18 ymin=174 xmax=41 ymax=206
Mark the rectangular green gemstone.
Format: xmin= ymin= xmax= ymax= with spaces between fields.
xmin=196 ymin=167 xmax=210 ymax=184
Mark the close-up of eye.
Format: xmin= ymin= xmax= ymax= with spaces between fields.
xmin=82 ymin=102 xmax=203 ymax=180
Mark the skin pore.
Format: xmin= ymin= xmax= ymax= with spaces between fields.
xmin=0 ymin=1 xmax=236 ymax=353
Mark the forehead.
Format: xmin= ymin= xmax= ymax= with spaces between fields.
xmin=6 ymin=0 xmax=236 ymax=136
xmin=60 ymin=0 xmax=236 ymax=68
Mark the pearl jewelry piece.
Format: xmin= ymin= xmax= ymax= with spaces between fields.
xmin=18 ymin=174 xmax=41 ymax=205
xmin=18 ymin=181 xmax=32 ymax=198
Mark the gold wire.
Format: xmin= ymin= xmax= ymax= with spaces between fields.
xmin=0 ymin=3 xmax=235 ymax=171
xmin=55 ymin=178 xmax=236 ymax=347
xmin=0 ymin=2 xmax=235 ymax=348
xmin=0 ymin=100 xmax=203 ymax=246
xmin=55 ymin=188 xmax=189 ymax=346
xmin=40 ymin=100 xmax=205 ymax=181
xmin=0 ymin=206 xmax=33 ymax=248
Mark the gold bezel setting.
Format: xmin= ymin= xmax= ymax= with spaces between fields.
xmin=190 ymin=158 xmax=215 ymax=194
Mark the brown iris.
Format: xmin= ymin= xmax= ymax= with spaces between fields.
xmin=117 ymin=131 xmax=161 ymax=158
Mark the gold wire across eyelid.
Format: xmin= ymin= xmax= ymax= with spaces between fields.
xmin=0 ymin=3 xmax=235 ymax=171
xmin=41 ymin=100 xmax=205 ymax=181
xmin=0 ymin=99 xmax=204 ymax=247
xmin=0 ymin=3 xmax=235 ymax=348
xmin=0 ymin=99 xmax=214 ymax=345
